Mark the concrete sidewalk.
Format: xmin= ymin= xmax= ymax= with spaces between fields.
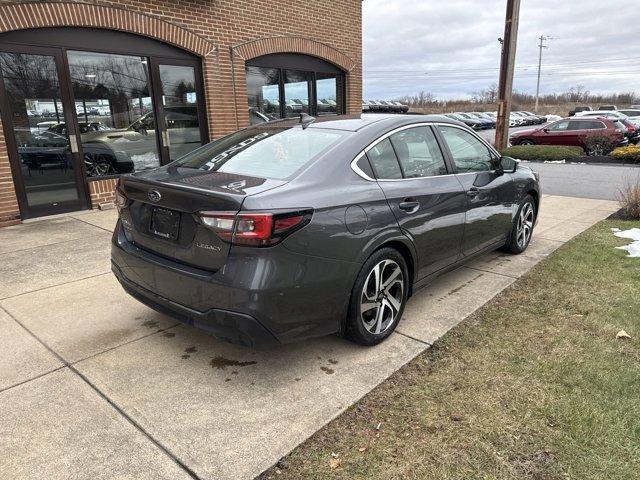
xmin=0 ymin=196 xmax=619 ymax=480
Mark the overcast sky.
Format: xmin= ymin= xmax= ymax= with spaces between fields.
xmin=363 ymin=0 xmax=639 ymax=100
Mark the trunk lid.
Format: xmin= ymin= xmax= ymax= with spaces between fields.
xmin=120 ymin=167 xmax=285 ymax=271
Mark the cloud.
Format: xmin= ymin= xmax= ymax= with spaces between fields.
xmin=363 ymin=0 xmax=639 ymax=100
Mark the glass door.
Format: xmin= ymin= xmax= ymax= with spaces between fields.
xmin=0 ymin=46 xmax=88 ymax=218
xmin=151 ymin=58 xmax=207 ymax=162
xmin=66 ymin=50 xmax=162 ymax=178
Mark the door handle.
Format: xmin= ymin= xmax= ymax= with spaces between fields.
xmin=399 ymin=199 xmax=420 ymax=213
xmin=467 ymin=187 xmax=480 ymax=197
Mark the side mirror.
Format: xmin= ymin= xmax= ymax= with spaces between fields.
xmin=542 ymin=127 xmax=549 ymax=133
xmin=499 ymin=156 xmax=517 ymax=173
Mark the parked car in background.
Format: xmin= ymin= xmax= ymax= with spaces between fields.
xmin=112 ymin=114 xmax=540 ymax=347
xmin=444 ymin=113 xmax=483 ymax=130
xmin=509 ymin=117 xmax=628 ymax=153
xmin=598 ymin=105 xmax=617 ymax=111
xmin=455 ymin=112 xmax=493 ymax=129
xmin=465 ymin=112 xmax=496 ymax=128
xmin=619 ymin=119 xmax=640 ymax=144
xmin=618 ymin=109 xmax=640 ymax=117
xmin=575 ymin=110 xmax=629 ymax=122
xmin=517 ymin=111 xmax=547 ymax=124
xmin=568 ymin=105 xmax=592 ymax=116
xmin=544 ymin=114 xmax=562 ymax=122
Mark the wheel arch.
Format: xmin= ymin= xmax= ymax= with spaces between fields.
xmin=378 ymin=240 xmax=416 ymax=298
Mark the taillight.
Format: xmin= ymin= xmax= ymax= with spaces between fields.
xmin=198 ymin=210 xmax=312 ymax=246
xmin=114 ymin=188 xmax=127 ymax=213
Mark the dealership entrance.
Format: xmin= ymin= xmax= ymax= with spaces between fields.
xmin=0 ymin=28 xmax=208 ymax=219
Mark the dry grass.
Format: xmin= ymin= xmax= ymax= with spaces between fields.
xmin=617 ymin=177 xmax=640 ymax=219
xmin=260 ymin=220 xmax=640 ymax=480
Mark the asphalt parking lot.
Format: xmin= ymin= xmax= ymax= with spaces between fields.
xmin=478 ymin=126 xmax=640 ymax=200
xmin=0 ymin=195 xmax=620 ymax=479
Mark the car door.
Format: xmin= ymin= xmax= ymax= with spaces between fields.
xmin=365 ymin=124 xmax=467 ymax=280
xmin=436 ymin=124 xmax=515 ymax=256
xmin=538 ymin=119 xmax=572 ymax=145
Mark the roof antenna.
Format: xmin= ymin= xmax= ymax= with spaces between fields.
xmin=299 ymin=113 xmax=315 ymax=129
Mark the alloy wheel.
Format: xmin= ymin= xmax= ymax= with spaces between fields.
xmin=516 ymin=202 xmax=535 ymax=248
xmin=360 ymin=259 xmax=404 ymax=335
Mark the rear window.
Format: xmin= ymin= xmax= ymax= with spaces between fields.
xmin=172 ymin=126 xmax=346 ymax=180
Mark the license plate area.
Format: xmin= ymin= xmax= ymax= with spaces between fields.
xmin=150 ymin=207 xmax=181 ymax=241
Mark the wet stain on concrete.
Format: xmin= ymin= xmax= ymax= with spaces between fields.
xmin=141 ymin=320 xmax=159 ymax=329
xmin=440 ymin=274 xmax=484 ymax=300
xmin=184 ymin=346 xmax=197 ymax=354
xmin=225 ymin=378 xmax=231 ymax=382
xmin=181 ymin=354 xmax=190 ymax=359
xmin=295 ymin=378 xmax=301 ymax=382
xmin=320 ymin=366 xmax=335 ymax=375
xmin=162 ymin=331 xmax=176 ymax=338
xmin=328 ymin=358 xmax=338 ymax=365
xmin=210 ymin=356 xmax=257 ymax=370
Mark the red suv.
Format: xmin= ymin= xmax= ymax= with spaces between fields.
xmin=509 ymin=117 xmax=628 ymax=152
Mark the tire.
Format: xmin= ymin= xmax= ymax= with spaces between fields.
xmin=518 ymin=139 xmax=536 ymax=146
xmin=503 ymin=195 xmax=536 ymax=254
xmin=345 ymin=248 xmax=409 ymax=346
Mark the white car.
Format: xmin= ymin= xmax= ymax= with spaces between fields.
xmin=575 ymin=110 xmax=640 ymax=127
xmin=575 ymin=110 xmax=627 ymax=120
xmin=544 ymin=114 xmax=562 ymax=122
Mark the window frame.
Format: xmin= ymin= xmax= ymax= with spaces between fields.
xmin=245 ymin=54 xmax=346 ymax=119
xmin=352 ymin=122 xmax=498 ymax=181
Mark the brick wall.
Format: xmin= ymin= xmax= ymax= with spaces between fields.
xmin=88 ymin=178 xmax=119 ymax=209
xmin=0 ymin=0 xmax=362 ymax=225
xmin=0 ymin=116 xmax=21 ymax=226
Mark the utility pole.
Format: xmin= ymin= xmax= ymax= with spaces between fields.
xmin=534 ymin=35 xmax=551 ymax=113
xmin=494 ymin=0 xmax=521 ymax=151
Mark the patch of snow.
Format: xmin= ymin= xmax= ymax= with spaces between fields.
xmin=543 ymin=160 xmax=566 ymax=164
xmin=612 ymin=227 xmax=640 ymax=258
xmin=131 ymin=152 xmax=159 ymax=171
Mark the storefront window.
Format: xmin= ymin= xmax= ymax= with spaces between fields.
xmin=67 ymin=50 xmax=160 ymax=177
xmin=158 ymin=64 xmax=204 ymax=161
xmin=246 ymin=66 xmax=280 ymax=124
xmin=284 ymin=70 xmax=311 ymax=118
xmin=245 ymin=55 xmax=345 ymax=123
xmin=316 ymin=72 xmax=342 ymax=116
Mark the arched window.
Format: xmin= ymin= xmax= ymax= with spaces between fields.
xmin=246 ymin=54 xmax=345 ymax=124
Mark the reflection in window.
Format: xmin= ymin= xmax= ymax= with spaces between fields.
xmin=284 ymin=70 xmax=311 ymax=118
xmin=438 ymin=126 xmax=494 ymax=173
xmin=389 ymin=127 xmax=448 ymax=178
xmin=158 ymin=64 xmax=204 ymax=160
xmin=246 ymin=66 xmax=280 ymax=124
xmin=316 ymin=72 xmax=342 ymax=116
xmin=173 ymin=127 xmax=345 ymax=180
xmin=367 ymin=138 xmax=402 ymax=179
xmin=67 ymin=50 xmax=160 ymax=177
xmin=0 ymin=52 xmax=80 ymax=208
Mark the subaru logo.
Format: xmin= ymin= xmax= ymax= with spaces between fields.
xmin=148 ymin=190 xmax=161 ymax=202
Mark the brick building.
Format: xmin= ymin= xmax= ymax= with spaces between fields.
xmin=0 ymin=0 xmax=362 ymax=226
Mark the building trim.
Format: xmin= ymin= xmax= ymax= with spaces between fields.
xmin=0 ymin=1 xmax=216 ymax=57
xmin=232 ymin=35 xmax=356 ymax=72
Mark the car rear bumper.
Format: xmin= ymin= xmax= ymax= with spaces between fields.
xmin=112 ymin=260 xmax=279 ymax=347
xmin=111 ymin=221 xmax=355 ymax=346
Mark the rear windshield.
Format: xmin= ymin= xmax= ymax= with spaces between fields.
xmin=172 ymin=126 xmax=346 ymax=180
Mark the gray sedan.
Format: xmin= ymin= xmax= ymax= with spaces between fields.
xmin=111 ymin=114 xmax=540 ymax=347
